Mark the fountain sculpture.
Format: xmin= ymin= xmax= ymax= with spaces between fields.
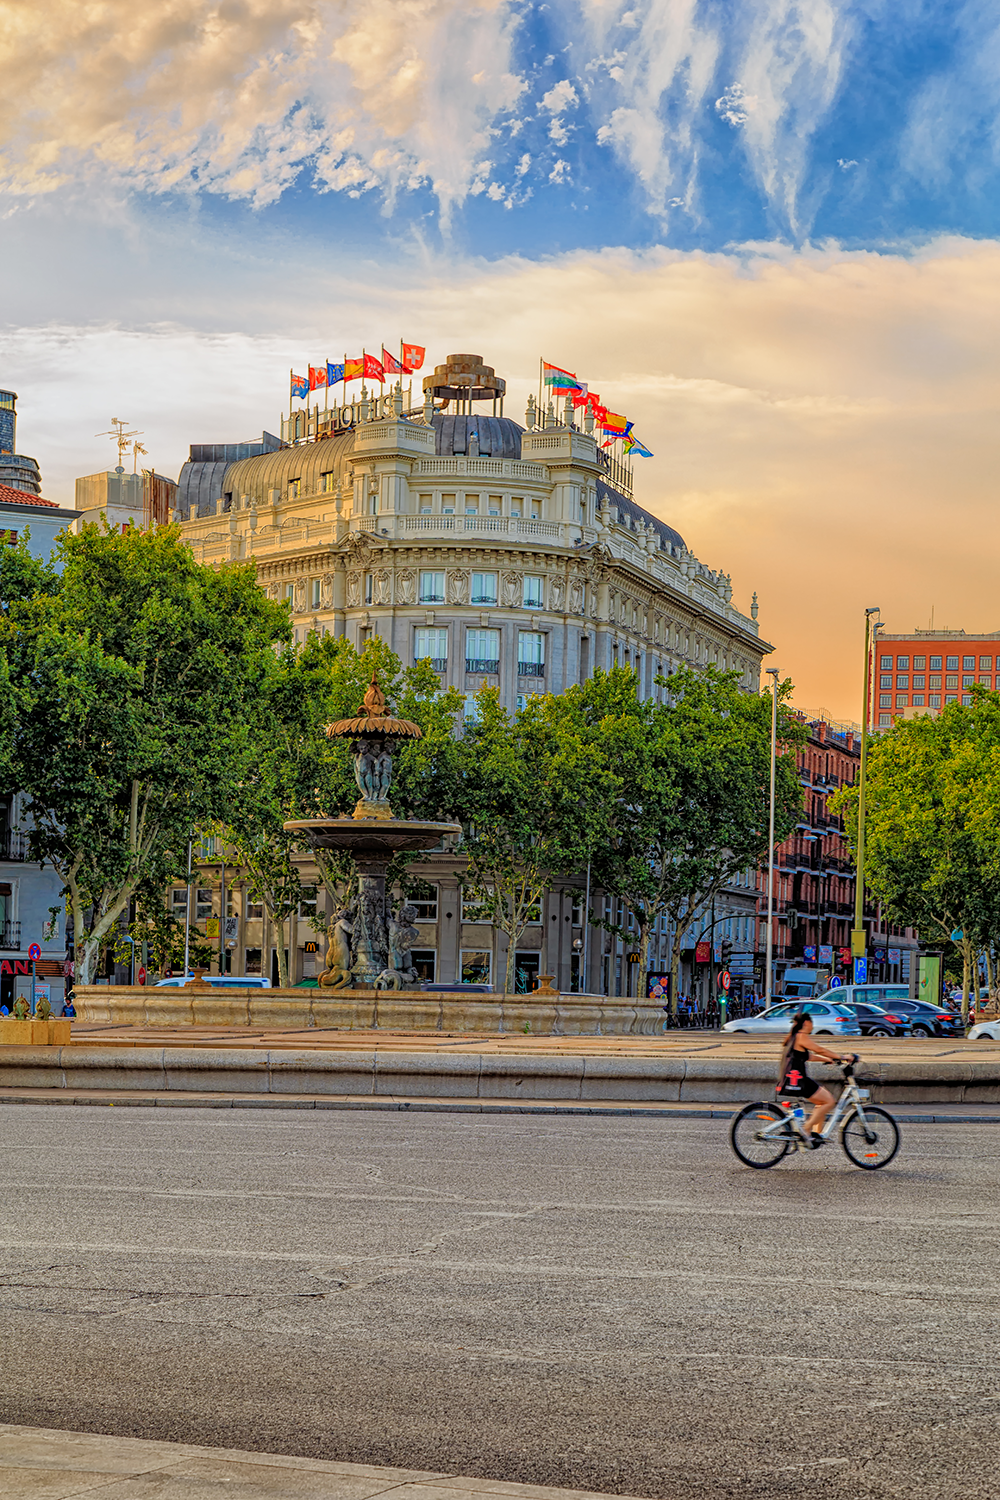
xmin=284 ymin=670 xmax=461 ymax=989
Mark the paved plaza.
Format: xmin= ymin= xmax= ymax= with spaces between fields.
xmin=0 ymin=1106 xmax=997 ymax=1500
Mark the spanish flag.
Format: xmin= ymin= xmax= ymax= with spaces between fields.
xmin=344 ymin=357 xmax=364 ymax=382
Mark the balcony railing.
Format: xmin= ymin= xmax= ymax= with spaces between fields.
xmin=466 ymin=658 xmax=500 ymax=675
xmin=414 ymin=657 xmax=448 ymax=672
xmin=0 ymin=921 xmax=22 ymax=949
xmin=517 ymin=661 xmax=545 ymax=677
xmin=0 ymin=831 xmax=27 ymax=861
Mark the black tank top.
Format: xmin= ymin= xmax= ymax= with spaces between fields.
xmin=781 ymin=1046 xmax=811 ymax=1093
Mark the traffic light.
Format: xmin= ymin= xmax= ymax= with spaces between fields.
xmin=721 ymin=939 xmax=733 ymax=966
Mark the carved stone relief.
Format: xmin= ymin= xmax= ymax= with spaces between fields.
xmin=569 ymin=575 xmax=584 ymax=615
xmin=502 ymin=571 xmax=520 ymax=608
xmin=549 ymin=575 xmax=566 ymax=612
xmin=372 ymin=568 xmax=391 ymax=605
xmin=321 ymin=573 xmax=335 ymax=608
xmin=396 ymin=568 xmax=416 ymax=605
xmin=293 ymin=577 xmax=306 ymax=612
xmin=347 ymin=571 xmax=362 ymax=608
xmin=447 ymin=569 xmax=469 ymax=605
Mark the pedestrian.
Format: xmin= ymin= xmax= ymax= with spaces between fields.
xmin=61 ymin=995 xmax=76 ymax=1018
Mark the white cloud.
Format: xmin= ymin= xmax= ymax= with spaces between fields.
xmin=837 ymin=157 xmax=858 ymax=169
xmin=715 ymin=83 xmax=756 ymax=128
xmin=540 ymin=79 xmax=579 ymax=114
xmin=515 ymin=153 xmax=532 ymax=177
xmin=0 ymin=0 xmax=526 ymax=224
xmin=549 ymin=158 xmax=571 ymax=182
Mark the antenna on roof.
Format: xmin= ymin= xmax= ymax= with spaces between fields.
xmin=96 ymin=418 xmax=143 ymax=475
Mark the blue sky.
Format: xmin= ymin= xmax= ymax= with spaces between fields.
xmin=3 ymin=0 xmax=1000 ymax=717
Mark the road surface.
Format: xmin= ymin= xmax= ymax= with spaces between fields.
xmin=0 ymin=1106 xmax=995 ymax=1500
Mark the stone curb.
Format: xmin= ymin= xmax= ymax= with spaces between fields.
xmin=0 ymin=1087 xmax=999 ymax=1122
xmin=1 ymin=1046 xmax=999 ymax=1104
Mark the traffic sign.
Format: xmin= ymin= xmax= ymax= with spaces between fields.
xmin=137 ymin=966 xmax=147 ymax=986
xmin=28 ymin=944 xmax=41 ymax=961
xmin=830 ymin=975 xmax=843 ymax=988
xmin=718 ymin=969 xmax=731 ymax=991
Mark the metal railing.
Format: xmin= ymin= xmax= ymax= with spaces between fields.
xmin=517 ymin=661 xmax=545 ymax=677
xmin=466 ymin=659 xmax=500 ymax=675
xmin=414 ymin=657 xmax=448 ymax=672
xmin=0 ymin=831 xmax=27 ymax=861
xmin=0 ymin=921 xmax=21 ymax=950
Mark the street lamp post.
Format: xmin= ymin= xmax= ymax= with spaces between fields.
xmin=764 ymin=667 xmax=780 ymax=1006
xmin=852 ymin=608 xmax=881 ymax=978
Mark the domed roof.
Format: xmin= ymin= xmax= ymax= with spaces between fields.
xmin=432 ymin=412 xmax=523 ymax=460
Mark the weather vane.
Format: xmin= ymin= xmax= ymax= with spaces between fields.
xmin=95 ymin=418 xmax=143 ymax=474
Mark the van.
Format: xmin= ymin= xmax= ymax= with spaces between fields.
xmin=779 ymin=967 xmax=831 ymax=1000
xmin=155 ymin=974 xmax=272 ymax=988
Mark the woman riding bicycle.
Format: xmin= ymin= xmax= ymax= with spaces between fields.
xmin=779 ymin=1011 xmax=853 ymax=1148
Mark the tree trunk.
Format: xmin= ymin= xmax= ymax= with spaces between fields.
xmin=961 ymin=937 xmax=974 ymax=1024
xmin=987 ymin=946 xmax=996 ymax=1006
xmin=634 ymin=918 xmax=651 ymax=1000
xmin=275 ymin=916 xmax=289 ymax=987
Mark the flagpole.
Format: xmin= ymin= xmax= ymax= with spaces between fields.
xmin=538 ymin=357 xmax=542 ymax=423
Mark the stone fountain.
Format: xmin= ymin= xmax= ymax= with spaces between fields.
xmin=284 ymin=670 xmax=461 ymax=990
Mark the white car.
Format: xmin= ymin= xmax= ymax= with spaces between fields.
xmin=968 ymin=1018 xmax=1000 ymax=1041
xmin=723 ymin=1000 xmax=862 ymax=1038
xmin=155 ymin=974 xmax=272 ymax=988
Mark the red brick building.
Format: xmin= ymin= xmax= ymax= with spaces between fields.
xmin=758 ymin=713 xmax=917 ymax=990
xmin=869 ymin=629 xmax=1000 ymax=729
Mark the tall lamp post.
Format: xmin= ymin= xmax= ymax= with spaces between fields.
xmin=852 ymin=607 xmax=881 ymax=979
xmin=764 ymin=667 xmax=780 ymax=1006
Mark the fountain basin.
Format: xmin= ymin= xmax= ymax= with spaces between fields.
xmin=283 ymin=817 xmax=460 ymax=855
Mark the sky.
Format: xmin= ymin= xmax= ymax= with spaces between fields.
xmin=3 ymin=0 xmax=1000 ymax=720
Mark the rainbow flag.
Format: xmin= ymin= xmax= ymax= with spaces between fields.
xmin=543 ymin=361 xmax=584 ymax=392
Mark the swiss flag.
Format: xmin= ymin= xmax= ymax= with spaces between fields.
xmin=401 ymin=342 xmax=425 ymax=372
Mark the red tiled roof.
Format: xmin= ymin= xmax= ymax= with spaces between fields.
xmin=0 ymin=482 xmax=60 ymax=509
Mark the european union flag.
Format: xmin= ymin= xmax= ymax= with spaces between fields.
xmin=327 ymin=361 xmax=345 ymax=387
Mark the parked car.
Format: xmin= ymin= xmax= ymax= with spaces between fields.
xmin=968 ymin=1018 xmax=1000 ymax=1041
xmin=834 ymin=1000 xmax=913 ymax=1038
xmin=723 ymin=1000 xmax=861 ymax=1038
xmin=155 ymin=974 xmax=272 ymax=988
xmin=869 ymin=997 xmax=965 ymax=1038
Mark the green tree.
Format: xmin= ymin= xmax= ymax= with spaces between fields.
xmin=833 ymin=692 xmax=1000 ymax=1020
xmin=455 ymin=687 xmax=612 ymax=992
xmin=0 ymin=522 xmax=288 ymax=984
xmin=554 ymin=666 xmax=802 ymax=1006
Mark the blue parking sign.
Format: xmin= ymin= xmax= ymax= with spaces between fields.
xmin=854 ymin=956 xmax=868 ymax=983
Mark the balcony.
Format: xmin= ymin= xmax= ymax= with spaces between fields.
xmin=414 ymin=657 xmax=448 ymax=672
xmin=0 ymin=921 xmax=21 ymax=950
xmin=466 ymin=658 xmax=500 ymax=675
xmin=0 ymin=831 xmax=27 ymax=861
xmin=517 ymin=661 xmax=545 ymax=677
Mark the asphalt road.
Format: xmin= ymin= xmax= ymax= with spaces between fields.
xmin=0 ymin=1107 xmax=996 ymax=1500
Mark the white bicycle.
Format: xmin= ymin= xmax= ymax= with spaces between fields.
xmin=729 ymin=1056 xmax=901 ymax=1170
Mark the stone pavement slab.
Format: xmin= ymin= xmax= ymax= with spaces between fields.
xmin=0 ymin=1085 xmax=999 ymax=1121
xmin=0 ymin=1426 xmax=655 ymax=1500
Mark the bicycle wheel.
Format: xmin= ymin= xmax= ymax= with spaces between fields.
xmin=730 ymin=1103 xmax=791 ymax=1169
xmin=840 ymin=1106 xmax=900 ymax=1169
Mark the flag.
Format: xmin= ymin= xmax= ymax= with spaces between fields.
xmin=345 ymin=357 xmax=364 ymax=382
xmin=623 ymin=432 xmax=653 ymax=458
xmin=363 ymin=353 xmax=385 ymax=382
xmin=327 ymin=361 xmax=345 ymax=387
xmin=573 ymin=390 xmax=607 ymax=423
xmin=401 ymin=342 xmax=425 ymax=371
xmin=543 ymin=361 xmax=584 ymax=392
xmin=290 ymin=373 xmax=309 ymax=401
xmin=382 ymin=347 xmax=403 ymax=375
xmin=600 ymin=411 xmax=629 ymax=438
xmin=309 ymin=365 xmax=327 ymax=391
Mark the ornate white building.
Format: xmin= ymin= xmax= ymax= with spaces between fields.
xmin=175 ymin=354 xmax=770 ymax=997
